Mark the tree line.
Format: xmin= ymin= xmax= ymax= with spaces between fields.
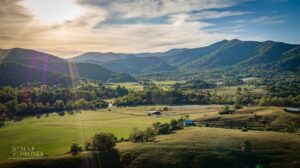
xmin=0 ymin=84 xmax=129 ymax=121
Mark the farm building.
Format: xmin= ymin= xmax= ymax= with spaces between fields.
xmin=284 ymin=107 xmax=300 ymax=113
xmin=148 ymin=111 xmax=161 ymax=116
xmin=184 ymin=120 xmax=193 ymax=126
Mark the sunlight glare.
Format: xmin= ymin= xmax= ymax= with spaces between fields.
xmin=22 ymin=0 xmax=84 ymax=25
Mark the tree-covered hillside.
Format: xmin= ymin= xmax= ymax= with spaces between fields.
xmin=0 ymin=48 xmax=136 ymax=86
xmin=102 ymin=56 xmax=176 ymax=74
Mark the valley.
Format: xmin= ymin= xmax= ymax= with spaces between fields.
xmin=0 ymin=39 xmax=299 ymax=168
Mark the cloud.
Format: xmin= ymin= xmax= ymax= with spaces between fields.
xmin=234 ymin=16 xmax=286 ymax=25
xmin=76 ymin=0 xmax=243 ymax=18
xmin=188 ymin=11 xmax=250 ymax=20
xmin=0 ymin=0 xmax=264 ymax=57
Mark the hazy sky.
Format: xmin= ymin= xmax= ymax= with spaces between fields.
xmin=0 ymin=0 xmax=299 ymax=58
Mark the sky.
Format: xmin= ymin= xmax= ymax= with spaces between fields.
xmin=0 ymin=0 xmax=299 ymax=58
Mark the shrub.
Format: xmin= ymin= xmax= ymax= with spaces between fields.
xmin=169 ymin=119 xmax=183 ymax=130
xmin=286 ymin=122 xmax=297 ymax=133
xmin=234 ymin=104 xmax=243 ymax=109
xmin=219 ymin=105 xmax=234 ymax=115
xmin=121 ymin=152 xmax=134 ymax=166
xmin=129 ymin=128 xmax=145 ymax=142
xmin=157 ymin=123 xmax=172 ymax=134
xmin=144 ymin=127 xmax=156 ymax=141
xmin=163 ymin=106 xmax=169 ymax=111
xmin=129 ymin=127 xmax=156 ymax=142
xmin=152 ymin=122 xmax=161 ymax=130
xmin=237 ymin=87 xmax=242 ymax=92
xmin=241 ymin=126 xmax=249 ymax=132
xmin=70 ymin=143 xmax=82 ymax=156
xmin=241 ymin=140 xmax=252 ymax=154
xmin=87 ymin=132 xmax=117 ymax=151
xmin=0 ymin=120 xmax=4 ymax=128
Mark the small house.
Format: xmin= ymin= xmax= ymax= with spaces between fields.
xmin=184 ymin=119 xmax=193 ymax=126
xmin=284 ymin=107 xmax=300 ymax=113
xmin=148 ymin=111 xmax=161 ymax=116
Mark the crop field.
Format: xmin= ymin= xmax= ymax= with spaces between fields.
xmin=0 ymin=105 xmax=218 ymax=163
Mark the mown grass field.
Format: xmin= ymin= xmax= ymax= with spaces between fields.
xmin=0 ymin=105 xmax=218 ymax=163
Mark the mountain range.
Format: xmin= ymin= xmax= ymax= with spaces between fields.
xmin=70 ymin=39 xmax=300 ymax=78
xmin=0 ymin=48 xmax=136 ymax=86
xmin=0 ymin=39 xmax=299 ymax=86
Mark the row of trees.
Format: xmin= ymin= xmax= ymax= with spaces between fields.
xmin=129 ymin=118 xmax=185 ymax=142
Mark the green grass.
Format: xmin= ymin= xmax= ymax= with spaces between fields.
xmin=118 ymin=127 xmax=300 ymax=167
xmin=0 ymin=105 xmax=216 ymax=163
xmin=105 ymin=82 xmax=143 ymax=91
xmin=105 ymin=80 xmax=184 ymax=91
xmin=152 ymin=80 xmax=184 ymax=90
xmin=1 ymin=106 xmax=299 ymax=167
xmin=214 ymin=85 xmax=267 ymax=95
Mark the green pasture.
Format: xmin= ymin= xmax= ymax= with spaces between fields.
xmin=0 ymin=105 xmax=216 ymax=163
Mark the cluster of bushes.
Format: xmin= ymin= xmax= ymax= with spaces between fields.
xmin=129 ymin=118 xmax=185 ymax=142
xmin=218 ymin=105 xmax=235 ymax=115
xmin=172 ymin=79 xmax=216 ymax=90
xmin=70 ymin=132 xmax=118 ymax=155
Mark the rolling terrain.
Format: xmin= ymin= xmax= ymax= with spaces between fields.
xmin=70 ymin=39 xmax=300 ymax=78
xmin=0 ymin=106 xmax=299 ymax=168
xmin=0 ymin=48 xmax=136 ymax=86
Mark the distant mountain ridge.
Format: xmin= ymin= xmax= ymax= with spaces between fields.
xmin=1 ymin=39 xmax=299 ymax=85
xmin=70 ymin=39 xmax=299 ymax=77
xmin=0 ymin=48 xmax=136 ymax=86
xmin=69 ymin=48 xmax=187 ymax=63
xmin=101 ymin=56 xmax=176 ymax=74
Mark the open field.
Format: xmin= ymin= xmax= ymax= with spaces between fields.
xmin=0 ymin=105 xmax=299 ymax=166
xmin=152 ymin=80 xmax=184 ymax=90
xmin=0 ymin=105 xmax=219 ymax=163
xmin=118 ymin=127 xmax=300 ymax=167
xmin=105 ymin=80 xmax=184 ymax=91
xmin=2 ymin=126 xmax=300 ymax=168
xmin=105 ymin=82 xmax=143 ymax=91
xmin=214 ymin=85 xmax=267 ymax=95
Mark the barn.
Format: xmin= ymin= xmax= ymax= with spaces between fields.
xmin=284 ymin=107 xmax=300 ymax=113
xmin=148 ymin=111 xmax=161 ymax=116
xmin=184 ymin=119 xmax=193 ymax=126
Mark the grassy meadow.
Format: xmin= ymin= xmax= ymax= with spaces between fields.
xmin=118 ymin=127 xmax=300 ymax=167
xmin=104 ymin=80 xmax=183 ymax=91
xmin=0 ymin=105 xmax=218 ymax=163
xmin=0 ymin=105 xmax=299 ymax=167
xmin=105 ymin=82 xmax=144 ymax=91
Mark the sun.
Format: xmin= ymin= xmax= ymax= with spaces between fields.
xmin=21 ymin=0 xmax=84 ymax=25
